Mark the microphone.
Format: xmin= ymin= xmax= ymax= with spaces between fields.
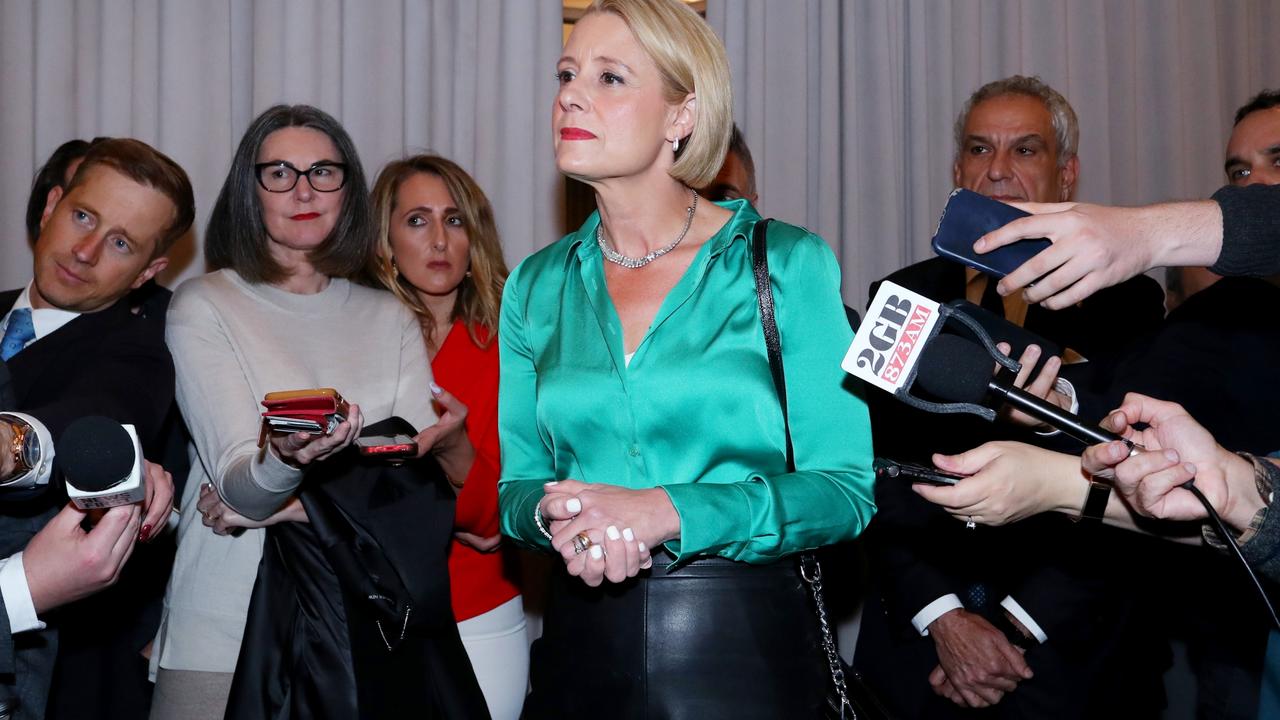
xmin=59 ymin=416 xmax=147 ymax=509
xmin=913 ymin=334 xmax=1130 ymax=448
xmin=844 ymin=280 xmax=1134 ymax=448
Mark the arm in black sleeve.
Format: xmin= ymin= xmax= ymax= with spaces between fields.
xmin=1210 ymin=185 xmax=1280 ymax=277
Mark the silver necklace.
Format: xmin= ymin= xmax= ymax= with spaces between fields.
xmin=597 ymin=189 xmax=699 ymax=269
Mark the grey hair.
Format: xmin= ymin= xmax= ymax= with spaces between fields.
xmin=954 ymin=75 xmax=1079 ymax=168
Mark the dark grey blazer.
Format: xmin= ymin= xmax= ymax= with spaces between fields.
xmin=0 ymin=288 xmax=174 ymax=719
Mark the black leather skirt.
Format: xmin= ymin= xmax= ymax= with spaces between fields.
xmin=522 ymin=552 xmax=827 ymax=719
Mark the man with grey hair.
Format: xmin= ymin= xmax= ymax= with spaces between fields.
xmin=854 ymin=75 xmax=1165 ymax=718
xmin=952 ymin=75 xmax=1079 ymax=204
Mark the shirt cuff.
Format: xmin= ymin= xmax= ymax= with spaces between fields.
xmin=0 ymin=552 xmax=45 ymax=634
xmin=912 ymin=594 xmax=963 ymax=636
xmin=1034 ymin=378 xmax=1078 ymax=437
xmin=1000 ymin=596 xmax=1048 ymax=643
xmin=252 ymin=445 xmax=305 ymax=493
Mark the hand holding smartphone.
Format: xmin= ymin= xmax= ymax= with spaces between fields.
xmin=931 ymin=188 xmax=1051 ymax=279
xmin=874 ymin=457 xmax=967 ymax=486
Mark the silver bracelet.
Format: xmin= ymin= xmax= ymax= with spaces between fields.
xmin=533 ymin=502 xmax=554 ymax=541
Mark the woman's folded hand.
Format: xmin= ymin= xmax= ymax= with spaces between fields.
xmin=539 ymin=479 xmax=671 ymax=587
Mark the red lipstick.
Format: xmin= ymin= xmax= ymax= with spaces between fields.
xmin=560 ymin=128 xmax=596 ymax=140
xmin=291 ymin=212 xmax=320 ymax=221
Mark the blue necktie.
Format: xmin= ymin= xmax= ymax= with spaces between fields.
xmin=1 ymin=308 xmax=35 ymax=361
xmin=966 ymin=582 xmax=990 ymax=610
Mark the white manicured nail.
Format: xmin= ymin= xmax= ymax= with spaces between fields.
xmin=589 ymin=544 xmax=603 ymax=560
xmin=606 ymin=525 xmax=621 ymax=540
xmin=566 ymin=498 xmax=582 ymax=513
xmin=429 ymin=382 xmax=443 ymax=396
xmin=638 ymin=541 xmax=647 ymax=552
xmin=622 ymin=527 xmax=635 ymax=542
xmin=544 ymin=481 xmax=559 ymax=486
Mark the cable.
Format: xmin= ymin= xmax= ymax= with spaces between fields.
xmin=1184 ymin=480 xmax=1280 ymax=632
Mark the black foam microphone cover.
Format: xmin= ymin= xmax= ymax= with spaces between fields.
xmin=914 ymin=334 xmax=994 ymax=404
xmin=60 ymin=416 xmax=135 ymax=491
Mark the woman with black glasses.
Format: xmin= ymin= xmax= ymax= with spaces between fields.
xmin=150 ymin=104 xmax=485 ymax=720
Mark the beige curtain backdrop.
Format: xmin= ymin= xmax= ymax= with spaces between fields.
xmin=706 ymin=0 xmax=1280 ymax=309
xmin=4 ymin=1 xmax=1279 ymax=303
xmin=0 ymin=0 xmax=564 ymax=291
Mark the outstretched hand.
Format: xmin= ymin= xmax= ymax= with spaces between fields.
xmin=918 ymin=442 xmax=1084 ymax=526
xmin=414 ymin=383 xmax=475 ymax=488
xmin=1081 ymin=393 xmax=1260 ymax=528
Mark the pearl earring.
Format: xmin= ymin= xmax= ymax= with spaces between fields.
xmin=672 ymin=137 xmax=680 ymax=153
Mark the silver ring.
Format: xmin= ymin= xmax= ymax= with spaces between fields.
xmin=572 ymin=532 xmax=592 ymax=555
xmin=965 ymin=516 xmax=976 ymax=530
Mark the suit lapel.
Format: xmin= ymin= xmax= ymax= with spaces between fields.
xmin=0 ymin=289 xmax=19 ymax=317
xmin=7 ymin=300 xmax=127 ymax=408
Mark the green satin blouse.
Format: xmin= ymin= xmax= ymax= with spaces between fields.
xmin=497 ymin=199 xmax=876 ymax=563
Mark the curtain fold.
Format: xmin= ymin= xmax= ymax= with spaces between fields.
xmin=1 ymin=1 xmax=1277 ymax=302
xmin=707 ymin=0 xmax=1280 ymax=309
xmin=0 ymin=0 xmax=563 ymax=290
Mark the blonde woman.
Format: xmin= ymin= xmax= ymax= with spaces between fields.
xmin=372 ymin=155 xmax=526 ymax=720
xmin=496 ymin=0 xmax=876 ymax=716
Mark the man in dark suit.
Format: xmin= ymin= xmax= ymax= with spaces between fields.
xmin=853 ymin=76 xmax=1167 ymax=718
xmin=1097 ymin=88 xmax=1280 ymax=720
xmin=0 ymin=137 xmax=192 ymax=719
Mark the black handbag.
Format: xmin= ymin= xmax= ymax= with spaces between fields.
xmin=750 ymin=218 xmax=893 ymax=720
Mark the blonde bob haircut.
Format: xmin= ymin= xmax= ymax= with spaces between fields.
xmin=371 ymin=154 xmax=509 ymax=350
xmin=586 ymin=0 xmax=733 ymax=188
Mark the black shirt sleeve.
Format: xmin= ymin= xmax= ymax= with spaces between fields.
xmin=1209 ymin=185 xmax=1280 ymax=277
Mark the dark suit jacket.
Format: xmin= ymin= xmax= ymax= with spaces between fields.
xmin=854 ymin=258 xmax=1165 ymax=718
xmin=0 ymin=288 xmax=174 ymax=720
xmin=1098 ymin=276 xmax=1280 ymax=453
xmin=1092 ymin=277 xmax=1280 ymax=697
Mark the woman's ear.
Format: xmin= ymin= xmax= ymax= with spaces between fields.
xmin=669 ymin=93 xmax=697 ymax=145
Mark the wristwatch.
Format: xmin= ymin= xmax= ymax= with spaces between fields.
xmin=1072 ymin=480 xmax=1112 ymax=524
xmin=4 ymin=419 xmax=33 ymax=478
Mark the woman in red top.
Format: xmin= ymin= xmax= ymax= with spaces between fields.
xmin=372 ymin=154 xmax=525 ymax=719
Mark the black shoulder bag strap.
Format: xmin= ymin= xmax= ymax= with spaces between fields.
xmin=751 ymin=219 xmax=889 ymax=720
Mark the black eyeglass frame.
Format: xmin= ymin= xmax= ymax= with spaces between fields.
xmin=253 ymin=161 xmax=350 ymax=193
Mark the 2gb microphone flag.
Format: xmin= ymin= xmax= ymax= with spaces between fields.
xmin=842 ymin=281 xmax=941 ymax=395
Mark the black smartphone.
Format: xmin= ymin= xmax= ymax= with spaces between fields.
xmin=931 ymin=188 xmax=1051 ymax=279
xmin=874 ymin=457 xmax=966 ymax=486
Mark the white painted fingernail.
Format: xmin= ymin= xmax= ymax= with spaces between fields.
xmin=607 ymin=525 xmax=621 ymax=540
xmin=622 ymin=527 xmax=635 ymax=541
xmin=638 ymin=541 xmax=647 ymax=552
xmin=544 ymin=481 xmax=559 ymax=486
xmin=429 ymin=382 xmax=443 ymax=396
xmin=566 ymin=498 xmax=582 ymax=513
xmin=589 ymin=544 xmax=603 ymax=560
